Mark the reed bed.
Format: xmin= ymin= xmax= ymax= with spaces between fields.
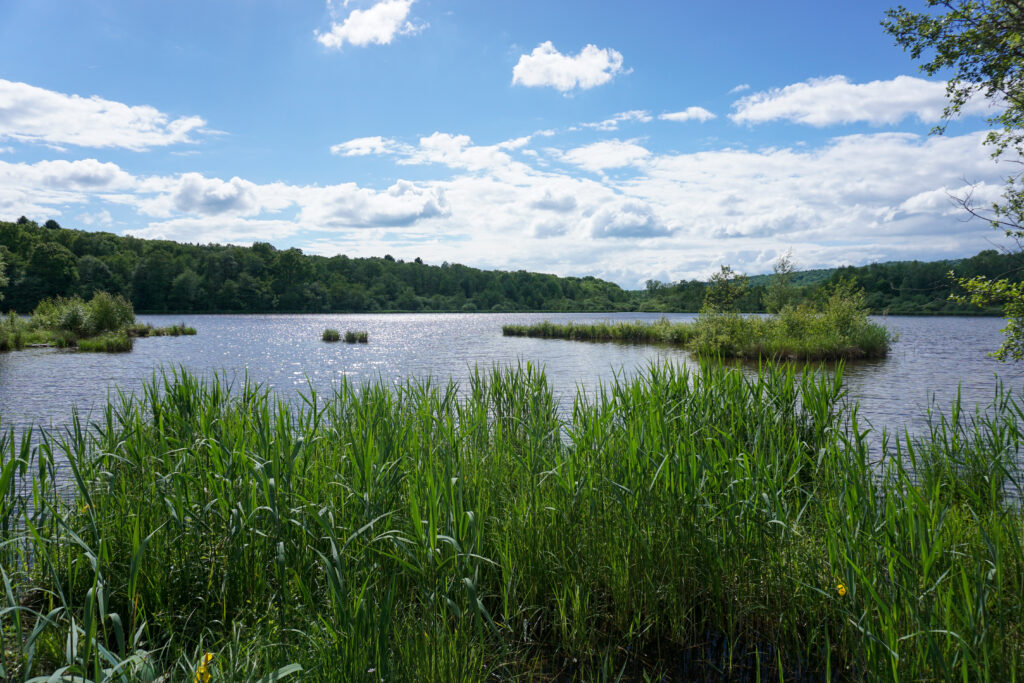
xmin=126 ymin=323 xmax=198 ymax=338
xmin=344 ymin=330 xmax=369 ymax=343
xmin=322 ymin=328 xmax=341 ymax=342
xmin=74 ymin=333 xmax=134 ymax=353
xmin=1 ymin=362 xmax=1022 ymax=680
xmin=504 ymin=309 xmax=893 ymax=361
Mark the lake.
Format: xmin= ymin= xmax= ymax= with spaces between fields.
xmin=1 ymin=312 xmax=1022 ymax=441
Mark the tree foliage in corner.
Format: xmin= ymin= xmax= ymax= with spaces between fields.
xmin=885 ymin=0 xmax=1024 ymax=358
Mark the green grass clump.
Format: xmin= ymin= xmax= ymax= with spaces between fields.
xmin=2 ymin=362 xmax=1023 ymax=679
xmin=322 ymin=328 xmax=340 ymax=342
xmin=74 ymin=332 xmax=134 ymax=352
xmin=127 ymin=322 xmax=197 ymax=337
xmin=505 ymin=284 xmax=894 ymax=360
xmin=343 ymin=330 xmax=368 ymax=343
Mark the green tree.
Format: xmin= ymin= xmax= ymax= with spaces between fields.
xmin=0 ymin=249 xmax=7 ymax=302
xmin=702 ymin=265 xmax=748 ymax=313
xmin=885 ymin=0 xmax=1024 ymax=358
xmin=26 ymin=242 xmax=79 ymax=302
xmin=763 ymin=249 xmax=800 ymax=313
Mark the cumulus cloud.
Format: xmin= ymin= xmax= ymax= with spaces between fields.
xmin=127 ymin=217 xmax=301 ymax=244
xmin=729 ymin=84 xmax=750 ymax=94
xmin=560 ymin=139 xmax=650 ymax=172
xmin=331 ymin=132 xmax=535 ymax=172
xmin=532 ymin=219 xmax=569 ymax=238
xmin=589 ymin=200 xmax=671 ymax=239
xmin=730 ymin=75 xmax=994 ymax=126
xmin=512 ymin=42 xmax=626 ymax=93
xmin=0 ymin=79 xmax=208 ymax=151
xmin=300 ymin=179 xmax=449 ymax=228
xmin=330 ymin=135 xmax=407 ymax=157
xmin=76 ymin=209 xmax=113 ymax=226
xmin=583 ymin=110 xmax=652 ymax=131
xmin=316 ymin=0 xmax=424 ymax=49
xmin=531 ymin=189 xmax=577 ymax=212
xmin=2 ymin=126 xmax=1011 ymax=288
xmin=659 ymin=107 xmax=716 ymax=123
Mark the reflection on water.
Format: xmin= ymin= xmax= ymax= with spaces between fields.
xmin=1 ymin=313 xmax=1022 ymax=441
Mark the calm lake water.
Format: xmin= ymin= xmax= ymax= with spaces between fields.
xmin=1 ymin=313 xmax=1023 ymax=441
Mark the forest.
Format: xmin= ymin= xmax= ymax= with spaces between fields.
xmin=0 ymin=218 xmax=632 ymax=314
xmin=1 ymin=216 xmax=1022 ymax=315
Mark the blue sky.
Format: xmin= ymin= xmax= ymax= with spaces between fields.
xmin=0 ymin=0 xmax=1012 ymax=286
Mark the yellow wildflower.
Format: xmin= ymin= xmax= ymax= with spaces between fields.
xmin=194 ymin=652 xmax=213 ymax=683
xmin=837 ymin=582 xmax=847 ymax=597
xmin=79 ymin=503 xmax=90 ymax=514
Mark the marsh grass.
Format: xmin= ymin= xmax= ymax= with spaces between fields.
xmin=344 ymin=330 xmax=368 ymax=343
xmin=1 ymin=293 xmax=194 ymax=354
xmin=0 ymin=362 xmax=1022 ymax=680
xmin=322 ymin=328 xmax=341 ymax=342
xmin=127 ymin=322 xmax=197 ymax=338
xmin=505 ymin=309 xmax=892 ymax=360
xmin=505 ymin=283 xmax=893 ymax=361
xmin=74 ymin=333 xmax=134 ymax=353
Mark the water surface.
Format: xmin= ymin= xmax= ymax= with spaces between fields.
xmin=1 ymin=313 xmax=1021 ymax=440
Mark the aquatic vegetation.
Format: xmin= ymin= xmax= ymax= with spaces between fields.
xmin=0 ymin=293 xmax=195 ymax=353
xmin=0 ymin=362 xmax=1021 ymax=679
xmin=344 ymin=330 xmax=368 ymax=343
xmin=322 ymin=328 xmax=341 ymax=342
xmin=74 ymin=332 xmax=134 ymax=352
xmin=505 ymin=286 xmax=894 ymax=360
xmin=127 ymin=322 xmax=198 ymax=337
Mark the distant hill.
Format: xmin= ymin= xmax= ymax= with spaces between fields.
xmin=640 ymin=250 xmax=1024 ymax=315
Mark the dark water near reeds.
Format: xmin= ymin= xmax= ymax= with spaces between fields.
xmin=1 ymin=312 xmax=1022 ymax=439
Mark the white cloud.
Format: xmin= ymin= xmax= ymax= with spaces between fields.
xmin=530 ymin=189 xmax=577 ymax=212
xmin=76 ymin=209 xmax=113 ymax=226
xmin=729 ymin=84 xmax=750 ymax=94
xmin=316 ymin=0 xmax=423 ymax=49
xmin=0 ymin=79 xmax=208 ymax=151
xmin=2 ymin=126 xmax=1011 ymax=288
xmin=127 ymin=217 xmax=301 ymax=244
xmin=659 ymin=107 xmax=716 ymax=123
xmin=583 ymin=110 xmax=653 ymax=131
xmin=512 ymin=42 xmax=626 ymax=93
xmin=330 ymin=135 xmax=407 ymax=157
xmin=560 ymin=139 xmax=650 ymax=172
xmin=730 ymin=75 xmax=994 ymax=126
xmin=299 ymin=180 xmax=449 ymax=228
xmin=589 ymin=200 xmax=670 ymax=239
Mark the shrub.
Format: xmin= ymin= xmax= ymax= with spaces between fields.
xmin=87 ymin=291 xmax=135 ymax=334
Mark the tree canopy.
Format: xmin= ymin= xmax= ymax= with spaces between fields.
xmin=885 ymin=0 xmax=1024 ymax=357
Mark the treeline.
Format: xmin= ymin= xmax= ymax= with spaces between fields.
xmin=0 ymin=218 xmax=632 ymax=314
xmin=2 ymin=216 xmax=1021 ymax=315
xmin=641 ymin=250 xmax=1024 ymax=315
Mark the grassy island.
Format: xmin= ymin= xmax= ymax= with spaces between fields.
xmin=344 ymin=330 xmax=369 ymax=343
xmin=0 ymin=292 xmax=195 ymax=353
xmin=504 ymin=283 xmax=893 ymax=361
xmin=1 ymin=362 xmax=1021 ymax=680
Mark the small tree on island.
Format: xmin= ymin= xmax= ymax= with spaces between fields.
xmin=702 ymin=265 xmax=748 ymax=313
xmin=763 ymin=249 xmax=800 ymax=313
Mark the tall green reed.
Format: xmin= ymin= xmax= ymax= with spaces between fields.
xmin=0 ymin=361 xmax=1021 ymax=680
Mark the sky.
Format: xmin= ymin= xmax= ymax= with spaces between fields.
xmin=0 ymin=0 xmax=1014 ymax=287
